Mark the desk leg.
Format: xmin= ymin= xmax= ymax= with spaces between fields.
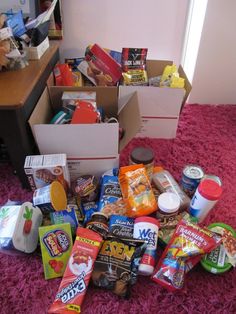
xmin=2 ymin=112 xmax=37 ymax=190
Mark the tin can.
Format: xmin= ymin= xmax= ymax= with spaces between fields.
xmin=33 ymin=181 xmax=67 ymax=213
xmin=189 ymin=178 xmax=222 ymax=223
xmin=181 ymin=164 xmax=204 ymax=197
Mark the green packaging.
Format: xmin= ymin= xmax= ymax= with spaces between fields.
xmin=39 ymin=223 xmax=73 ymax=279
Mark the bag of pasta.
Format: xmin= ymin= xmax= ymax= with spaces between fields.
xmin=119 ymin=164 xmax=157 ymax=217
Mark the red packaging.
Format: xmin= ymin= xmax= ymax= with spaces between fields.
xmin=48 ymin=227 xmax=103 ymax=313
xmin=54 ymin=64 xmax=74 ymax=86
xmin=85 ymin=44 xmax=122 ymax=86
xmin=151 ymin=219 xmax=221 ymax=291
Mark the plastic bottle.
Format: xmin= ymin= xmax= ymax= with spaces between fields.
xmin=133 ymin=216 xmax=160 ymax=276
xmin=189 ymin=178 xmax=222 ymax=223
xmin=152 ymin=166 xmax=190 ymax=211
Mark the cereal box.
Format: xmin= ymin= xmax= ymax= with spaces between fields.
xmin=39 ymin=223 xmax=73 ymax=280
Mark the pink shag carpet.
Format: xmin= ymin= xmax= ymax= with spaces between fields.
xmin=0 ymin=104 xmax=236 ymax=314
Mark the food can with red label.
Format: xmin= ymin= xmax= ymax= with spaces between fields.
xmin=180 ymin=164 xmax=204 ymax=197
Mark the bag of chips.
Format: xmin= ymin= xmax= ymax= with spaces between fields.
xmin=152 ymin=219 xmax=221 ymax=291
xmin=119 ymin=164 xmax=157 ymax=217
xmin=91 ymin=235 xmax=146 ymax=298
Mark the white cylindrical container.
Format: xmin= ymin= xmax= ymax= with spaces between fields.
xmin=133 ymin=216 xmax=160 ymax=276
xmin=189 ymin=179 xmax=222 ymax=223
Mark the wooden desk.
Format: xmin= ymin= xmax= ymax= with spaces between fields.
xmin=0 ymin=42 xmax=59 ymax=189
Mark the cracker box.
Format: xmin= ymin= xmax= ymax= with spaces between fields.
xmin=39 ymin=223 xmax=73 ymax=279
xmin=24 ymin=153 xmax=70 ymax=191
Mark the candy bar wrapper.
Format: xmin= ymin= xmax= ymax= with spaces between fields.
xmin=48 ymin=227 xmax=103 ymax=313
xmin=152 ymin=219 xmax=221 ymax=291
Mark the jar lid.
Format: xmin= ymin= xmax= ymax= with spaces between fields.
xmin=130 ymin=147 xmax=154 ymax=165
xmin=91 ymin=212 xmax=108 ymax=219
xmin=135 ymin=216 xmax=160 ymax=227
xmin=50 ymin=181 xmax=67 ymax=211
xmin=158 ymin=192 xmax=180 ymax=213
xmin=198 ymin=179 xmax=222 ymax=201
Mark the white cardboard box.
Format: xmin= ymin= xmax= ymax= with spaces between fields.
xmin=26 ymin=36 xmax=50 ymax=60
xmin=29 ymin=86 xmax=141 ymax=180
xmin=119 ymin=60 xmax=191 ymax=138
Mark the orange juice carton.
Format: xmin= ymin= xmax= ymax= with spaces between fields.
xmin=39 ymin=223 xmax=73 ymax=280
xmin=24 ymin=153 xmax=70 ymax=191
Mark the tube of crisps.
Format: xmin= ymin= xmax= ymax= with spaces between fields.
xmin=48 ymin=227 xmax=103 ymax=314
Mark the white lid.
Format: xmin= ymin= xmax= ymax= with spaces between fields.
xmin=158 ymin=192 xmax=180 ymax=213
xmin=138 ymin=264 xmax=154 ymax=276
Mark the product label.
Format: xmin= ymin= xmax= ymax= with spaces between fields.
xmin=56 ymin=272 xmax=86 ymax=303
xmin=43 ymin=230 xmax=71 ymax=257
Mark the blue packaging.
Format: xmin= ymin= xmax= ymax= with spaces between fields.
xmin=98 ymin=175 xmax=122 ymax=211
xmin=50 ymin=207 xmax=79 ymax=236
xmin=109 ymin=215 xmax=134 ymax=238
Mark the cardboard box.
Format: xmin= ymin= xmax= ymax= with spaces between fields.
xmin=118 ymin=60 xmax=191 ymax=138
xmin=29 ymin=86 xmax=141 ymax=181
xmin=26 ymin=36 xmax=50 ymax=60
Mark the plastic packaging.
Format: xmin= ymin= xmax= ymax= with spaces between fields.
xmin=152 ymin=166 xmax=190 ymax=211
xmin=189 ymin=178 xmax=222 ymax=223
xmin=133 ymin=216 xmax=160 ymax=275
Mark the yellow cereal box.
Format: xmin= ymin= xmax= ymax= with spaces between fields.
xmin=39 ymin=223 xmax=73 ymax=280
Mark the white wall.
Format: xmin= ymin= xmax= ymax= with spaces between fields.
xmin=59 ymin=0 xmax=189 ymax=65
xmin=189 ymin=0 xmax=236 ymax=104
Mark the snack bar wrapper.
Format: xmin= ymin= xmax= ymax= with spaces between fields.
xmin=152 ymin=219 xmax=221 ymax=291
xmin=48 ymin=227 xmax=103 ymax=313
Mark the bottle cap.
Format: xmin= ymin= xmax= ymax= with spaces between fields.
xmin=198 ymin=179 xmax=222 ymax=201
xmin=135 ymin=216 xmax=160 ymax=227
xmin=153 ymin=166 xmax=164 ymax=173
xmin=158 ymin=192 xmax=180 ymax=214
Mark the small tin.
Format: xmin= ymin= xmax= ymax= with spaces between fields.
xmin=181 ymin=164 xmax=204 ymax=196
xmin=33 ymin=181 xmax=67 ymax=213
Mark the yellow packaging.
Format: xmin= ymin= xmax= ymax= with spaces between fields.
xmin=39 ymin=223 xmax=73 ymax=279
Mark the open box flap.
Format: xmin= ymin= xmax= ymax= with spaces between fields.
xmin=178 ymin=64 xmax=192 ymax=110
xmin=28 ymin=87 xmax=53 ymax=136
xmin=118 ymin=92 xmax=141 ymax=152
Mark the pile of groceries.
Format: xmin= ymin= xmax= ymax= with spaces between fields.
xmin=0 ymin=147 xmax=236 ymax=313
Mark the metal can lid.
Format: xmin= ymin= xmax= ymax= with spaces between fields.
xmin=183 ymin=165 xmax=204 ymax=179
xmin=130 ymin=146 xmax=154 ymax=165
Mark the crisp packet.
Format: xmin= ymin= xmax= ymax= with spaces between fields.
xmin=98 ymin=175 xmax=122 ymax=212
xmin=91 ymin=235 xmax=146 ymax=298
xmin=119 ymin=164 xmax=157 ymax=217
xmin=152 ymin=219 xmax=221 ymax=291
xmin=48 ymin=227 xmax=103 ymax=313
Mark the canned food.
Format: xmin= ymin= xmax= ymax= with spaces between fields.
xmin=181 ymin=164 xmax=204 ymax=196
xmin=33 ymin=181 xmax=67 ymax=213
